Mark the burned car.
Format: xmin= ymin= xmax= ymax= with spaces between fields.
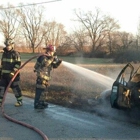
xmin=110 ymin=63 xmax=140 ymax=110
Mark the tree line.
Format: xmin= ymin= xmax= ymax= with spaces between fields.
xmin=0 ymin=4 xmax=140 ymax=62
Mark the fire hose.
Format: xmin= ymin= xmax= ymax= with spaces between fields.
xmin=0 ymin=53 xmax=49 ymax=140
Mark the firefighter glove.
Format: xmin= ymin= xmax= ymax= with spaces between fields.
xmin=9 ymin=71 xmax=15 ymax=78
xmin=38 ymin=78 xmax=49 ymax=87
xmin=48 ymin=56 xmax=54 ymax=61
xmin=42 ymin=80 xmax=49 ymax=87
xmin=52 ymin=59 xmax=62 ymax=68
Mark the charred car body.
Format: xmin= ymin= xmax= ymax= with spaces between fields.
xmin=110 ymin=63 xmax=140 ymax=110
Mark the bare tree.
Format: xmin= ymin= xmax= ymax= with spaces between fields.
xmin=18 ymin=5 xmax=45 ymax=53
xmin=136 ymin=18 xmax=140 ymax=50
xmin=74 ymin=8 xmax=120 ymax=56
xmin=105 ymin=17 xmax=120 ymax=54
xmin=62 ymin=27 xmax=88 ymax=55
xmin=113 ymin=31 xmax=134 ymax=52
xmin=0 ymin=4 xmax=20 ymax=41
xmin=43 ymin=21 xmax=67 ymax=47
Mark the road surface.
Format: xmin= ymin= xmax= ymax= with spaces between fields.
xmin=0 ymin=93 xmax=140 ymax=140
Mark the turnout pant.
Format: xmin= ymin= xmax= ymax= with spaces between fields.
xmin=34 ymin=77 xmax=48 ymax=107
xmin=0 ymin=75 xmax=22 ymax=103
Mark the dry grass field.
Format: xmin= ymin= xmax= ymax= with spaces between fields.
xmin=18 ymin=61 xmax=140 ymax=112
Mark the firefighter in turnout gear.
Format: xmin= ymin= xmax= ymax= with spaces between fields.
xmin=0 ymin=38 xmax=23 ymax=107
xmin=34 ymin=45 xmax=62 ymax=109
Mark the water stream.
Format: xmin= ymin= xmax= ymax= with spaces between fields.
xmin=62 ymin=61 xmax=115 ymax=89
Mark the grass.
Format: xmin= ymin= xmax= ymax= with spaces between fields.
xmin=0 ymin=52 xmax=114 ymax=64
xmin=57 ymin=56 xmax=113 ymax=64
xmin=20 ymin=53 xmax=40 ymax=62
xmin=17 ymin=53 xmax=114 ymax=64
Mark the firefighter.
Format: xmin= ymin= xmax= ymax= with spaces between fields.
xmin=34 ymin=45 xmax=62 ymax=109
xmin=0 ymin=38 xmax=23 ymax=107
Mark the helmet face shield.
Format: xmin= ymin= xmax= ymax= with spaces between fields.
xmin=51 ymin=46 xmax=56 ymax=52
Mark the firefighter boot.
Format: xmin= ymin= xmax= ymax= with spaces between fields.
xmin=15 ymin=96 xmax=23 ymax=107
xmin=39 ymin=101 xmax=48 ymax=108
xmin=15 ymin=101 xmax=22 ymax=107
xmin=34 ymin=103 xmax=45 ymax=109
xmin=43 ymin=101 xmax=48 ymax=108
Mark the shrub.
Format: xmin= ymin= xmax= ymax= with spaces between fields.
xmin=113 ymin=50 xmax=140 ymax=63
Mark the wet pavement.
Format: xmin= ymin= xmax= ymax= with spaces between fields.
xmin=0 ymin=93 xmax=140 ymax=140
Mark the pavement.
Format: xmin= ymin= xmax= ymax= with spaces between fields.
xmin=1 ymin=93 xmax=140 ymax=140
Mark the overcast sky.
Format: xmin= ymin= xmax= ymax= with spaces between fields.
xmin=0 ymin=0 xmax=140 ymax=44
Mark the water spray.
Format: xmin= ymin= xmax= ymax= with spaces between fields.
xmin=62 ymin=61 xmax=114 ymax=89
